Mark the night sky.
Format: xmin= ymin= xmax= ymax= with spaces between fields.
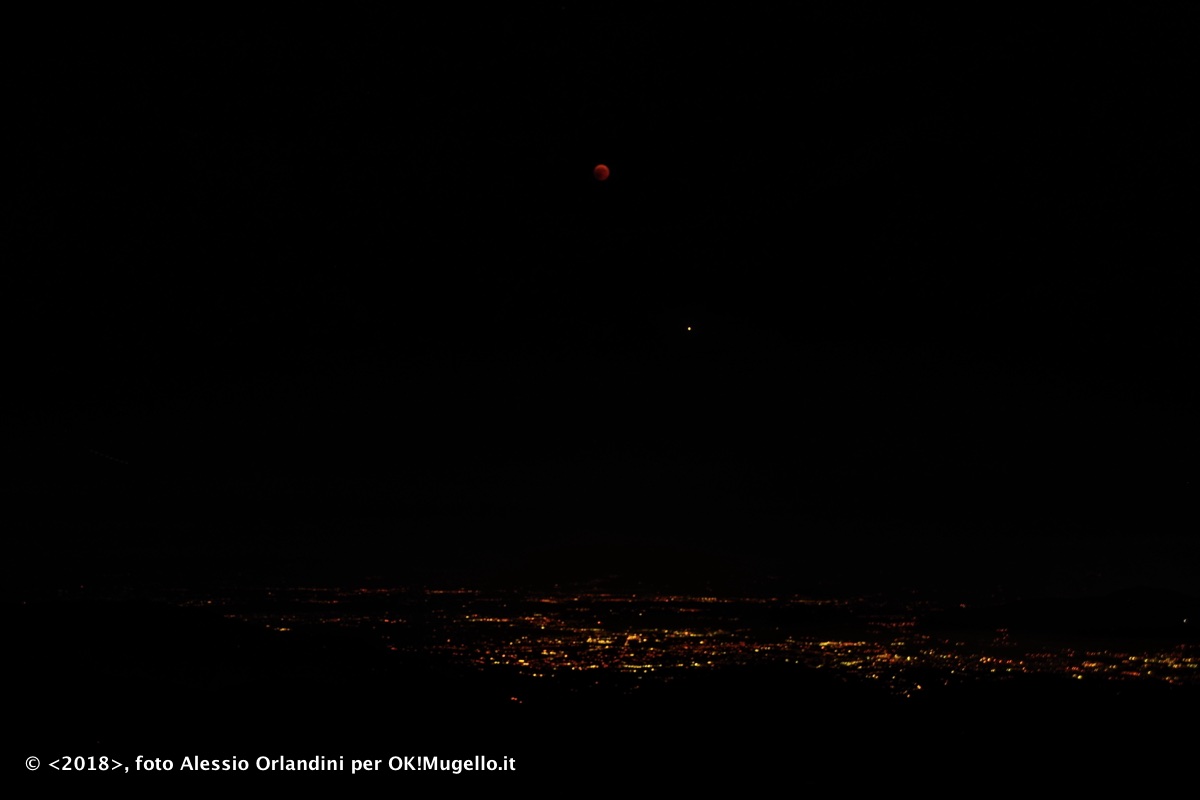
xmin=15 ymin=8 xmax=1196 ymax=597
xmin=12 ymin=7 xmax=1200 ymax=785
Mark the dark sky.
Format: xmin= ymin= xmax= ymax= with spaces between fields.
xmin=14 ymin=8 xmax=1196 ymax=596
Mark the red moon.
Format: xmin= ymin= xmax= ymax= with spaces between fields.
xmin=593 ymin=163 xmax=610 ymax=181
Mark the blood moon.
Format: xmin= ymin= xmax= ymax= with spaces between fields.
xmin=593 ymin=163 xmax=610 ymax=181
